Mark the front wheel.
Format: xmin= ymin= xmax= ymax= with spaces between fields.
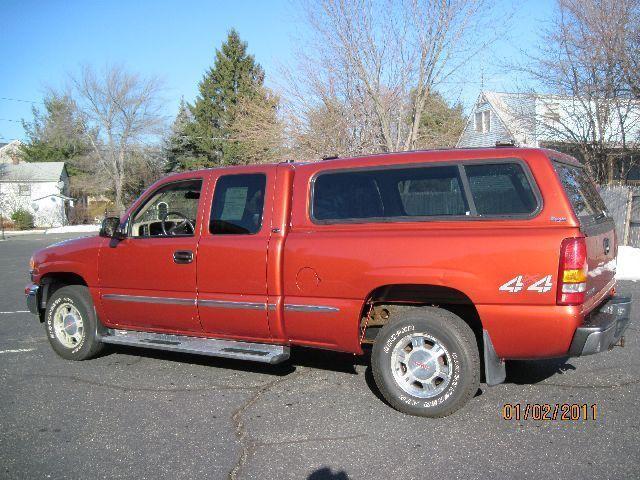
xmin=371 ymin=307 xmax=480 ymax=417
xmin=45 ymin=285 xmax=105 ymax=360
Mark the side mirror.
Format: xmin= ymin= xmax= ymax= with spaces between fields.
xmin=99 ymin=217 xmax=126 ymax=239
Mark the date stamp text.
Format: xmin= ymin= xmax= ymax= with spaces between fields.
xmin=502 ymin=403 xmax=597 ymax=421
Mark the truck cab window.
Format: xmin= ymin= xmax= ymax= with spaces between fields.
xmin=210 ymin=174 xmax=266 ymax=235
xmin=129 ymin=179 xmax=202 ymax=237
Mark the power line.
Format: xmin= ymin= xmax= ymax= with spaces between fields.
xmin=0 ymin=96 xmax=43 ymax=104
xmin=0 ymin=118 xmax=23 ymax=124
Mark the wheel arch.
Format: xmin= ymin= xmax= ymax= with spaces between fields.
xmin=37 ymin=272 xmax=89 ymax=321
xmin=359 ymin=283 xmax=484 ymax=370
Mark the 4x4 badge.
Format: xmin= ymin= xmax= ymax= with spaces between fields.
xmin=499 ymin=275 xmax=553 ymax=293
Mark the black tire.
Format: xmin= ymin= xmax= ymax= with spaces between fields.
xmin=44 ymin=285 xmax=105 ymax=361
xmin=371 ymin=306 xmax=480 ymax=417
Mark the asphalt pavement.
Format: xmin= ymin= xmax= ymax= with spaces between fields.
xmin=1 ymin=233 xmax=638 ymax=479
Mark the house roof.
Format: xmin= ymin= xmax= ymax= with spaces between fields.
xmin=0 ymin=139 xmax=23 ymax=153
xmin=476 ymin=91 xmax=538 ymax=145
xmin=481 ymin=92 xmax=521 ymax=138
xmin=33 ymin=192 xmax=74 ymax=201
xmin=0 ymin=162 xmax=67 ymax=182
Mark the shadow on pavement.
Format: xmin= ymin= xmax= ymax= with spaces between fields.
xmin=308 ymin=467 xmax=350 ymax=480
xmin=505 ymin=357 xmax=576 ymax=384
xmin=104 ymin=343 xmax=372 ymax=377
xmin=104 ymin=344 xmax=296 ymax=376
xmin=103 ymin=344 xmax=577 ymax=399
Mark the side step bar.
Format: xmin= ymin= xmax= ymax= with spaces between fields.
xmin=99 ymin=329 xmax=290 ymax=364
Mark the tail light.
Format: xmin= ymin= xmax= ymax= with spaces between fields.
xmin=557 ymin=237 xmax=588 ymax=305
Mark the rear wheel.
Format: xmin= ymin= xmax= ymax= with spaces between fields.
xmin=371 ymin=307 xmax=480 ymax=417
xmin=45 ymin=285 xmax=104 ymax=360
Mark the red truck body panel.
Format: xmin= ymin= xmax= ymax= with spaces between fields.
xmin=29 ymin=147 xmax=617 ymax=360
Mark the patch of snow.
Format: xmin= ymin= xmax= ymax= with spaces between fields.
xmin=0 ymin=229 xmax=46 ymax=238
xmin=45 ymin=224 xmax=100 ymax=235
xmin=616 ymin=246 xmax=640 ymax=281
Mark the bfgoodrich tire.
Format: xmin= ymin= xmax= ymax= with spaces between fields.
xmin=372 ymin=307 xmax=480 ymax=417
xmin=45 ymin=285 xmax=104 ymax=361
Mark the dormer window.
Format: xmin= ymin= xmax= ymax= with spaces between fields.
xmin=475 ymin=110 xmax=491 ymax=133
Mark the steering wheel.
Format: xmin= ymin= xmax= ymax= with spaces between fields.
xmin=160 ymin=211 xmax=195 ymax=236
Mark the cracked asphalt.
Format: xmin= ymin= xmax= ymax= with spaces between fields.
xmin=1 ymin=233 xmax=639 ymax=480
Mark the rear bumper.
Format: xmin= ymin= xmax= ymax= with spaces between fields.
xmin=569 ymin=296 xmax=632 ymax=356
xmin=25 ymin=284 xmax=39 ymax=315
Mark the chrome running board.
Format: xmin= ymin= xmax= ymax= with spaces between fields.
xmin=100 ymin=329 xmax=290 ymax=364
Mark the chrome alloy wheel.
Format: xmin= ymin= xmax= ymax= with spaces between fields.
xmin=390 ymin=333 xmax=452 ymax=398
xmin=52 ymin=302 xmax=85 ymax=349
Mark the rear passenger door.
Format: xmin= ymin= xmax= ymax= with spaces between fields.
xmin=196 ymin=170 xmax=273 ymax=340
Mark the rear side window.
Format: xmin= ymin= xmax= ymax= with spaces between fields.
xmin=465 ymin=163 xmax=537 ymax=215
xmin=397 ymin=167 xmax=467 ymax=216
xmin=553 ymin=162 xmax=607 ymax=223
xmin=210 ymin=174 xmax=266 ymax=234
xmin=312 ymin=165 xmax=468 ymax=222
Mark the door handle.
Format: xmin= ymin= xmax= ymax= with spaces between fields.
xmin=173 ymin=250 xmax=194 ymax=264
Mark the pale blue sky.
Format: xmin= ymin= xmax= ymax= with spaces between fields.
xmin=0 ymin=0 xmax=556 ymax=142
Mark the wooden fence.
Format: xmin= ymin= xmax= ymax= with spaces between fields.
xmin=599 ymin=185 xmax=640 ymax=247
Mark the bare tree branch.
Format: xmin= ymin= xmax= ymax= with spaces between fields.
xmin=282 ymin=0 xmax=500 ymax=158
xmin=70 ymin=64 xmax=165 ymax=209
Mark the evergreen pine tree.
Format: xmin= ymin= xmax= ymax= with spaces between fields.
xmin=186 ymin=29 xmax=267 ymax=166
xmin=20 ymin=94 xmax=96 ymax=207
xmin=164 ymin=98 xmax=200 ymax=172
xmin=21 ymin=95 xmax=92 ymax=175
xmin=417 ymin=92 xmax=466 ymax=149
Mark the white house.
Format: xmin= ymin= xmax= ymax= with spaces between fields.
xmin=457 ymin=91 xmax=640 ymax=183
xmin=0 ymin=157 xmax=72 ymax=228
xmin=457 ymin=91 xmax=640 ymax=149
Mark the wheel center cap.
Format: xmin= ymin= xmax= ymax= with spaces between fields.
xmin=63 ymin=315 xmax=78 ymax=335
xmin=409 ymin=351 xmax=435 ymax=380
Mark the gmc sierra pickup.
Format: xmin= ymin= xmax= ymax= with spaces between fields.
xmin=25 ymin=147 xmax=631 ymax=417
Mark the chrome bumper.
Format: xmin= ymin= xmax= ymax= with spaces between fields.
xmin=569 ymin=296 xmax=632 ymax=356
xmin=25 ymin=284 xmax=39 ymax=315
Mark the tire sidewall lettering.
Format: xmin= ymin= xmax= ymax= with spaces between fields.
xmin=46 ymin=295 xmax=86 ymax=353
xmin=383 ymin=324 xmax=415 ymax=353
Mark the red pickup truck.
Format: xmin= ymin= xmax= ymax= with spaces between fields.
xmin=26 ymin=147 xmax=631 ymax=417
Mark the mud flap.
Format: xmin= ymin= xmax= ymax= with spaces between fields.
xmin=483 ymin=329 xmax=506 ymax=386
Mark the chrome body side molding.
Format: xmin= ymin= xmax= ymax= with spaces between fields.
xmin=102 ymin=294 xmax=195 ymax=306
xmin=284 ymin=304 xmax=340 ymax=313
xmin=198 ymin=299 xmax=265 ymax=310
xmin=102 ymin=294 xmax=340 ymax=314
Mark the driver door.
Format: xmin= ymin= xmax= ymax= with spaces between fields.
xmin=98 ymin=177 xmax=205 ymax=333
